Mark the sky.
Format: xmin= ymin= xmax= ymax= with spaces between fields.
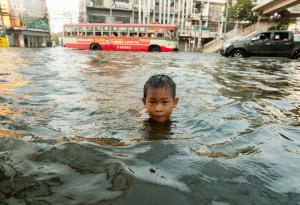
xmin=46 ymin=0 xmax=79 ymax=33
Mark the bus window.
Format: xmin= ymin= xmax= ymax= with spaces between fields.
xmin=64 ymin=31 xmax=71 ymax=36
xmin=148 ymin=27 xmax=155 ymax=34
xmin=120 ymin=27 xmax=128 ymax=36
xmin=121 ymin=32 xmax=128 ymax=36
xmin=148 ymin=33 xmax=155 ymax=38
xmin=72 ymin=27 xmax=77 ymax=36
xmin=170 ymin=30 xmax=174 ymax=37
xmin=129 ymin=27 xmax=134 ymax=32
xmin=170 ymin=30 xmax=176 ymax=39
xmin=139 ymin=33 xmax=146 ymax=37
xmin=139 ymin=27 xmax=146 ymax=37
xmin=112 ymin=27 xmax=119 ymax=36
xmin=166 ymin=30 xmax=172 ymax=39
xmin=103 ymin=27 xmax=110 ymax=36
xmin=64 ymin=27 xmax=71 ymax=36
xmin=95 ymin=27 xmax=102 ymax=36
xmin=129 ymin=32 xmax=137 ymax=37
xmin=134 ymin=27 xmax=139 ymax=36
xmin=140 ymin=27 xmax=146 ymax=33
xmin=78 ymin=27 xmax=84 ymax=37
xmin=87 ymin=27 xmax=93 ymax=36
xmin=128 ymin=27 xmax=135 ymax=36
xmin=157 ymin=33 xmax=164 ymax=38
xmin=84 ymin=27 xmax=87 ymax=36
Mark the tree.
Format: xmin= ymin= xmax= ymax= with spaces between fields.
xmin=228 ymin=0 xmax=257 ymax=26
xmin=268 ymin=10 xmax=295 ymax=30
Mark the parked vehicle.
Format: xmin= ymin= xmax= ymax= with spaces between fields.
xmin=220 ymin=30 xmax=300 ymax=59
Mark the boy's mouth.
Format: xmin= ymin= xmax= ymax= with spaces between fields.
xmin=153 ymin=115 xmax=165 ymax=118
xmin=152 ymin=115 xmax=167 ymax=122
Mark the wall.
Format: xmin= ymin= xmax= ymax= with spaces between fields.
xmin=24 ymin=0 xmax=45 ymax=18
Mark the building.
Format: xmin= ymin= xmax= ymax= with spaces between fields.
xmin=0 ymin=0 xmax=8 ymax=35
xmin=79 ymin=0 xmax=227 ymax=50
xmin=0 ymin=0 xmax=50 ymax=47
xmin=181 ymin=0 xmax=226 ymax=39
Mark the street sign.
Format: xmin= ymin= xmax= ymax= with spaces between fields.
xmin=25 ymin=19 xmax=49 ymax=31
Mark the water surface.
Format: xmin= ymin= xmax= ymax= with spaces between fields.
xmin=0 ymin=48 xmax=299 ymax=205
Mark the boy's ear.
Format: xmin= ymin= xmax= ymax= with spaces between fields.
xmin=173 ymin=97 xmax=179 ymax=107
xmin=142 ymin=98 xmax=146 ymax=106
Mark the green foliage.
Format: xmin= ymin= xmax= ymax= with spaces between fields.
xmin=228 ymin=0 xmax=257 ymax=25
xmin=268 ymin=10 xmax=295 ymax=30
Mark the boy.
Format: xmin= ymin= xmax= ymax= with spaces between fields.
xmin=142 ymin=74 xmax=179 ymax=123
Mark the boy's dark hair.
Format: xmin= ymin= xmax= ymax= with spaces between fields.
xmin=143 ymin=74 xmax=176 ymax=99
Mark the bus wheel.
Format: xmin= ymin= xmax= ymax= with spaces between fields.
xmin=149 ymin=45 xmax=161 ymax=52
xmin=90 ymin=44 xmax=101 ymax=50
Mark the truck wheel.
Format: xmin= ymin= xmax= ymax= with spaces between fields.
xmin=231 ymin=50 xmax=246 ymax=58
xmin=294 ymin=53 xmax=300 ymax=59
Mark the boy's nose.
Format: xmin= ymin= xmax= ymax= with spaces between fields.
xmin=155 ymin=104 xmax=163 ymax=112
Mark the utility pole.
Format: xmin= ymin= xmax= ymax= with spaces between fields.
xmin=197 ymin=5 xmax=202 ymax=52
xmin=224 ymin=0 xmax=229 ymax=34
xmin=142 ymin=0 xmax=146 ymax=24
xmin=167 ymin=0 xmax=170 ymax=24
xmin=180 ymin=0 xmax=185 ymax=31
xmin=194 ymin=0 xmax=203 ymax=52
xmin=147 ymin=0 xmax=150 ymax=24
xmin=110 ymin=0 xmax=116 ymax=23
xmin=163 ymin=0 xmax=166 ymax=24
xmin=152 ymin=0 xmax=155 ymax=22
xmin=177 ymin=0 xmax=181 ymax=27
xmin=138 ymin=0 xmax=141 ymax=24
xmin=172 ymin=0 xmax=175 ymax=24
xmin=158 ymin=0 xmax=162 ymax=23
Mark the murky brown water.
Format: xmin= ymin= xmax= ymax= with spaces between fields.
xmin=0 ymin=47 xmax=300 ymax=205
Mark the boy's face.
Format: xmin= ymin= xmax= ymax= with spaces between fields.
xmin=143 ymin=87 xmax=179 ymax=123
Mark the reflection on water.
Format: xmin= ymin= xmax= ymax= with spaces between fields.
xmin=0 ymin=48 xmax=300 ymax=205
xmin=142 ymin=119 xmax=174 ymax=141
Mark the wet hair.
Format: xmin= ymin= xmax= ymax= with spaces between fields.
xmin=143 ymin=74 xmax=176 ymax=99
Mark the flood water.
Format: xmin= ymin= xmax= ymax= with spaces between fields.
xmin=0 ymin=47 xmax=299 ymax=205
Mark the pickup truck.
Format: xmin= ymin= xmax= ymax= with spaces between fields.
xmin=219 ymin=30 xmax=300 ymax=59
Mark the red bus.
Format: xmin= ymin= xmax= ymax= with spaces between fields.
xmin=63 ymin=23 xmax=178 ymax=52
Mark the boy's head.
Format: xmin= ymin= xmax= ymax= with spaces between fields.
xmin=142 ymin=74 xmax=179 ymax=123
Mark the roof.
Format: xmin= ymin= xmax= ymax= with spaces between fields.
xmin=64 ymin=23 xmax=177 ymax=29
xmin=263 ymin=30 xmax=292 ymax=32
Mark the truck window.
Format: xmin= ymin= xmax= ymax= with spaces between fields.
xmin=274 ymin=32 xmax=289 ymax=41
xmin=257 ymin=33 xmax=271 ymax=41
xmin=294 ymin=33 xmax=300 ymax=42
